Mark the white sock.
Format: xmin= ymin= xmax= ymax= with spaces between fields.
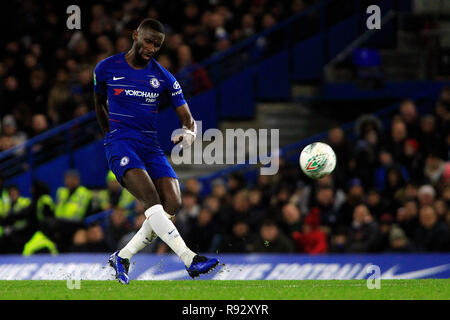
xmin=118 ymin=211 xmax=175 ymax=260
xmin=145 ymin=204 xmax=196 ymax=267
xmin=118 ymin=219 xmax=157 ymax=260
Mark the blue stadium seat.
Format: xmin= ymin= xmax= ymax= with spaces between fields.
xmin=352 ymin=48 xmax=381 ymax=68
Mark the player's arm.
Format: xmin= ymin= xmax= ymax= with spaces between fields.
xmin=166 ymin=73 xmax=197 ymax=147
xmin=93 ymin=61 xmax=109 ymax=135
xmin=175 ymin=103 xmax=195 ymax=133
xmin=172 ymin=103 xmax=197 ymax=147
xmin=94 ymin=93 xmax=110 ymax=134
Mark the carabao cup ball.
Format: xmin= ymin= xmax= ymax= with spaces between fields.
xmin=299 ymin=142 xmax=337 ymax=179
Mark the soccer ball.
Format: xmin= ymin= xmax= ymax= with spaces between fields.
xmin=299 ymin=142 xmax=336 ymax=179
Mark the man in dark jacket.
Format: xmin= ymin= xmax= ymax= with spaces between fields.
xmin=414 ymin=205 xmax=450 ymax=252
xmin=347 ymin=204 xmax=380 ymax=252
xmin=248 ymin=220 xmax=294 ymax=253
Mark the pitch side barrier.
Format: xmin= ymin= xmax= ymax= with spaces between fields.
xmin=0 ymin=253 xmax=448 ymax=280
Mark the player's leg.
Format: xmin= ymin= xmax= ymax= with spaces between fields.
xmin=149 ymin=165 xmax=219 ymax=278
xmin=105 ymin=141 xmax=162 ymax=283
xmin=119 ymin=168 xmax=197 ymax=268
xmin=153 ymin=176 xmax=182 ymax=217
xmin=153 ymin=176 xmax=219 ymax=278
xmin=115 ymin=168 xmax=160 ymax=261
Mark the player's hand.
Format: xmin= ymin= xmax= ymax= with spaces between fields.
xmin=171 ymin=121 xmax=197 ymax=148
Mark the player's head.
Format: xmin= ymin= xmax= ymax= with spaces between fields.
xmin=132 ymin=18 xmax=165 ymax=62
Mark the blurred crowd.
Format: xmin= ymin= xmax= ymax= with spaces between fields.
xmin=1 ymin=88 xmax=449 ymax=255
xmin=0 ymin=0 xmax=315 ymax=153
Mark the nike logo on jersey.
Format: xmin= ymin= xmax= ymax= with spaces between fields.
xmin=113 ymin=76 xmax=125 ymax=80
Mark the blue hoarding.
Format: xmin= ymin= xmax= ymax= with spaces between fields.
xmin=0 ymin=253 xmax=449 ymax=280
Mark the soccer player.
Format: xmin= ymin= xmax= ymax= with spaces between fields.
xmin=93 ymin=18 xmax=219 ymax=284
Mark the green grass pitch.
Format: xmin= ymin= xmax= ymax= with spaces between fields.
xmin=0 ymin=280 xmax=449 ymax=300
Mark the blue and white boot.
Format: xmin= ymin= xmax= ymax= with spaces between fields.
xmin=186 ymin=255 xmax=219 ymax=278
xmin=108 ymin=251 xmax=130 ymax=284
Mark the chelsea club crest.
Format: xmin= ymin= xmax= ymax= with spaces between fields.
xmin=150 ymin=77 xmax=160 ymax=88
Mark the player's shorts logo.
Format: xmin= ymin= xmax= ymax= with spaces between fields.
xmin=173 ymin=81 xmax=181 ymax=90
xmin=150 ymin=78 xmax=160 ymax=88
xmin=120 ymin=156 xmax=129 ymax=167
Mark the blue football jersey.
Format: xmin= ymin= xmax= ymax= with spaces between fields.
xmin=94 ymin=52 xmax=186 ymax=137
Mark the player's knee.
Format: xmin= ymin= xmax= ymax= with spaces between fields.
xmin=141 ymin=194 xmax=161 ymax=211
xmin=164 ymin=195 xmax=182 ymax=216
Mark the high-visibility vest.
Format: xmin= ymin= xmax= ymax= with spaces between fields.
xmin=12 ymin=197 xmax=32 ymax=212
xmin=0 ymin=189 xmax=10 ymax=218
xmin=36 ymin=194 xmax=55 ymax=222
xmin=23 ymin=231 xmax=58 ymax=256
xmin=96 ymin=189 xmax=135 ymax=212
xmin=55 ymin=186 xmax=92 ymax=221
xmin=12 ymin=196 xmax=32 ymax=230
xmin=97 ymin=170 xmax=135 ymax=213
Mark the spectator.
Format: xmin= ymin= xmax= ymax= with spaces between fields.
xmin=221 ymin=189 xmax=260 ymax=234
xmin=396 ymin=200 xmax=420 ymax=239
xmin=279 ymin=203 xmax=302 ymax=236
xmin=203 ymin=195 xmax=222 ymax=216
xmin=310 ymin=186 xmax=338 ymax=230
xmin=248 ymin=220 xmax=294 ymax=253
xmin=398 ymin=99 xmax=420 ymax=139
xmin=423 ymin=153 xmax=446 ymax=186
xmin=386 ymin=119 xmax=408 ymax=162
xmin=85 ymin=223 xmax=109 ymax=252
xmin=69 ymin=229 xmax=89 ymax=252
xmin=47 ymin=68 xmax=73 ymax=125
xmin=388 ymin=224 xmax=413 ymax=252
xmin=417 ymin=184 xmax=436 ymax=207
xmin=219 ymin=220 xmax=253 ymax=253
xmin=30 ymin=114 xmax=49 ymax=138
xmin=375 ymin=213 xmax=395 ymax=251
xmin=338 ymin=178 xmax=365 ymax=227
xmin=329 ymin=226 xmax=349 ymax=253
xmin=186 ymin=208 xmax=218 ymax=253
xmin=366 ymin=188 xmax=387 ymax=220
xmin=92 ymin=171 xmax=135 ymax=214
xmin=175 ymin=190 xmax=200 ymax=235
xmin=1 ymin=114 xmax=27 ymax=147
xmin=248 ymin=188 xmax=264 ymax=219
xmin=414 ymin=205 xmax=450 ymax=252
xmin=184 ymin=178 xmax=202 ymax=199
xmin=105 ymin=207 xmax=132 ymax=250
xmin=0 ymin=185 xmax=32 ymax=253
xmin=326 ymin=126 xmax=353 ymax=189
xmin=433 ymin=199 xmax=448 ymax=222
xmin=53 ymin=170 xmax=93 ymax=251
xmin=382 ymin=166 xmax=407 ymax=212
xmin=418 ymin=114 xmax=446 ymax=158
xmin=402 ymin=138 xmax=424 ymax=183
xmin=347 ymin=204 xmax=379 ymax=252
xmin=292 ymin=210 xmax=328 ymax=254
xmin=227 ymin=172 xmax=245 ymax=196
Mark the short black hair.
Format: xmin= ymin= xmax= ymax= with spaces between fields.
xmin=138 ymin=18 xmax=165 ymax=34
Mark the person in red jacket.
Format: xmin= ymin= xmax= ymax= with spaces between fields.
xmin=292 ymin=209 xmax=328 ymax=254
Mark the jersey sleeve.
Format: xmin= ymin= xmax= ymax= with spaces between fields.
xmin=165 ymin=72 xmax=187 ymax=108
xmin=93 ymin=60 xmax=108 ymax=96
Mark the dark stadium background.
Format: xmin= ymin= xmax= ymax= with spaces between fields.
xmin=0 ymin=0 xmax=449 ymax=262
